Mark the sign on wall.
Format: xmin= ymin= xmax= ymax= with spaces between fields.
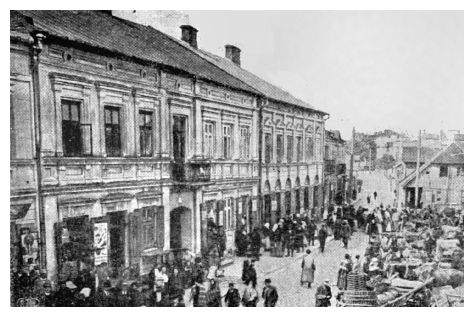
xmin=93 ymin=222 xmax=108 ymax=266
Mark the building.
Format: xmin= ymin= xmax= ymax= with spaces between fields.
xmin=395 ymin=142 xmax=464 ymax=209
xmin=323 ymin=130 xmax=347 ymax=207
xmin=10 ymin=10 xmax=328 ymax=281
xmin=373 ymin=129 xmax=408 ymax=160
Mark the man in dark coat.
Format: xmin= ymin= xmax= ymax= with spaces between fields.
xmin=250 ymin=229 xmax=261 ymax=260
xmin=262 ymin=278 xmax=278 ymax=307
xmin=318 ymin=224 xmax=329 ymax=253
xmin=246 ymin=260 xmax=257 ymax=287
xmin=315 ymin=279 xmax=332 ymax=306
xmin=224 ymin=282 xmax=241 ymax=307
xmin=341 ymin=220 xmax=352 ymax=249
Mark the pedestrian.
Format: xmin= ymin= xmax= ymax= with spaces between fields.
xmin=367 ymin=195 xmax=371 ymax=205
xmin=373 ymin=191 xmax=378 ymax=201
xmin=242 ymin=280 xmax=259 ymax=307
xmin=262 ymin=278 xmax=278 ymax=307
xmin=286 ymin=229 xmax=295 ymax=257
xmin=352 ymin=255 xmax=362 ymax=273
xmin=207 ymin=279 xmax=222 ymax=307
xmin=189 ymin=278 xmax=207 ymax=307
xmin=318 ymin=224 xmax=329 ymax=253
xmin=341 ymin=220 xmax=352 ymax=248
xmin=224 ymin=282 xmax=241 ymax=307
xmin=336 ymin=254 xmax=352 ymax=290
xmin=38 ymin=280 xmax=55 ymax=307
xmin=168 ymin=267 xmax=185 ymax=300
xmin=307 ymin=221 xmax=316 ymax=246
xmin=301 ymin=249 xmax=316 ymax=288
xmin=250 ymin=228 xmax=261 ymax=260
xmin=246 ymin=260 xmax=257 ymax=286
xmin=315 ymin=279 xmax=332 ymax=307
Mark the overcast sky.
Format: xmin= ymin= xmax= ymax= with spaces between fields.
xmin=184 ymin=11 xmax=463 ymax=139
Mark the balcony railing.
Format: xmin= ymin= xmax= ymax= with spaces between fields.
xmin=171 ymin=161 xmax=211 ymax=183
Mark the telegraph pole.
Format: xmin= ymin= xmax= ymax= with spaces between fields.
xmin=348 ymin=127 xmax=355 ymax=203
xmin=414 ymin=130 xmax=422 ymax=208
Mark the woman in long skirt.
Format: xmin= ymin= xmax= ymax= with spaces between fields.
xmin=336 ymin=254 xmax=352 ymax=290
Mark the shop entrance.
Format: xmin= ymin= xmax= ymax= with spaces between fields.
xmin=406 ymin=187 xmax=423 ymax=208
xmin=170 ymin=207 xmax=192 ymax=250
xmin=108 ymin=211 xmax=125 ymax=275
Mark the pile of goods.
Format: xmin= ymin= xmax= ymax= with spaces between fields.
xmin=344 ymin=272 xmax=378 ymax=307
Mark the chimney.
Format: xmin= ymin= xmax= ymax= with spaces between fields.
xmin=180 ymin=25 xmax=198 ymax=49
xmin=225 ymin=44 xmax=241 ymax=66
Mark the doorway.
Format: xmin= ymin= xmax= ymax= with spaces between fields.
xmin=170 ymin=207 xmax=192 ymax=250
xmin=108 ymin=211 xmax=125 ymax=276
xmin=406 ymin=187 xmax=423 ymax=208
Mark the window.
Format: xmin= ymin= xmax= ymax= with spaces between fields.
xmin=240 ymin=126 xmax=250 ymax=159
xmin=306 ymin=137 xmax=314 ymax=161
xmin=139 ymin=111 xmax=153 ymax=157
xmin=264 ymin=133 xmax=272 ymax=163
xmin=439 ymin=165 xmax=448 ymax=177
xmin=296 ymin=136 xmax=302 ymax=162
xmin=276 ymin=134 xmax=283 ymax=163
xmin=62 ymin=100 xmax=92 ymax=157
xmin=457 ymin=166 xmax=464 ymax=176
xmin=204 ymin=122 xmax=215 ymax=158
xmin=223 ymin=124 xmax=233 ymax=159
xmin=105 ymin=106 xmax=121 ymax=157
xmin=287 ymin=135 xmax=293 ymax=163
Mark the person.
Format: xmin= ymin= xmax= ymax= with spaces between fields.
xmin=307 ymin=221 xmax=316 ymax=246
xmin=243 ymin=259 xmax=257 ymax=286
xmin=352 ymin=255 xmax=362 ymax=273
xmin=250 ymin=228 xmax=261 ymax=260
xmin=38 ymin=280 xmax=55 ymax=307
xmin=262 ymin=278 xmax=278 ymax=307
xmin=315 ymin=279 xmax=332 ymax=307
xmin=168 ymin=267 xmax=185 ymax=301
xmin=94 ymin=280 xmax=114 ymax=307
xmin=55 ymin=280 xmax=78 ymax=307
xmin=318 ymin=224 xmax=329 ymax=253
xmin=367 ymin=195 xmax=371 ymax=205
xmin=207 ymin=279 xmax=222 ymax=307
xmin=224 ymin=282 xmax=241 ymax=307
xmin=241 ymin=280 xmax=259 ymax=307
xmin=286 ymin=229 xmax=295 ymax=257
xmin=335 ymin=288 xmax=345 ymax=307
xmin=154 ymin=266 xmax=169 ymax=305
xmin=301 ymin=249 xmax=316 ymax=288
xmin=336 ymin=254 xmax=352 ymax=290
xmin=189 ymin=278 xmax=207 ymax=307
xmin=76 ymin=287 xmax=92 ymax=307
xmin=373 ymin=191 xmax=378 ymax=201
xmin=341 ymin=220 xmax=352 ymax=248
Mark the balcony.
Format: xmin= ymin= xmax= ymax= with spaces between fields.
xmin=171 ymin=160 xmax=211 ymax=183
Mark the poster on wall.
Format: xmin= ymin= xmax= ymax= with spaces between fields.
xmin=93 ymin=222 xmax=108 ymax=266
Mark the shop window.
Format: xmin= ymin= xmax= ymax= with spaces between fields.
xmin=223 ymin=124 xmax=233 ymax=159
xmin=264 ymin=133 xmax=272 ymax=163
xmin=287 ymin=135 xmax=293 ymax=163
xmin=104 ymin=106 xmax=121 ymax=157
xmin=62 ymin=100 xmax=92 ymax=156
xmin=139 ymin=111 xmax=153 ymax=157
xmin=204 ymin=122 xmax=215 ymax=158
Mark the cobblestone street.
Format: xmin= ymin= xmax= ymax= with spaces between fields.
xmin=185 ymin=231 xmax=368 ymax=306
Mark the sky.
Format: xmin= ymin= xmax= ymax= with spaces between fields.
xmin=183 ymin=11 xmax=463 ymax=139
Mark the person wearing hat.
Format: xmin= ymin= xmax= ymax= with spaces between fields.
xmin=38 ymin=280 xmax=56 ymax=307
xmin=262 ymin=278 xmax=278 ymax=307
xmin=367 ymin=257 xmax=382 ymax=279
xmin=224 ymin=282 xmax=241 ymax=307
xmin=301 ymin=249 xmax=316 ymax=288
xmin=341 ymin=220 xmax=352 ymax=249
xmin=315 ymin=279 xmax=332 ymax=307
xmin=336 ymin=254 xmax=352 ymax=290
xmin=55 ymin=280 xmax=77 ymax=307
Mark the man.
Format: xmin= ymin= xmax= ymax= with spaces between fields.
xmin=224 ymin=282 xmax=241 ymax=307
xmin=341 ymin=220 xmax=352 ymax=249
xmin=262 ymin=278 xmax=278 ymax=307
xmin=315 ymin=279 xmax=332 ymax=307
xmin=38 ymin=280 xmax=55 ymax=307
xmin=318 ymin=224 xmax=329 ymax=253
xmin=246 ymin=260 xmax=257 ymax=287
xmin=373 ymin=191 xmax=378 ymax=201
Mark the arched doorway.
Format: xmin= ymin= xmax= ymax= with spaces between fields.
xmin=275 ymin=179 xmax=282 ymax=221
xmin=263 ymin=180 xmax=272 ymax=224
xmin=285 ymin=178 xmax=292 ymax=215
xmin=170 ymin=207 xmax=192 ymax=250
xmin=295 ymin=177 xmax=301 ymax=214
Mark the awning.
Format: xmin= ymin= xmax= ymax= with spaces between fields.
xmin=10 ymin=203 xmax=31 ymax=221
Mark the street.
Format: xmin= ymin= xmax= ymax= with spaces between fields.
xmin=355 ymin=170 xmax=395 ymax=209
xmin=186 ymin=231 xmax=368 ymax=307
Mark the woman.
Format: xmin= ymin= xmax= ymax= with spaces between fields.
xmin=189 ymin=278 xmax=207 ymax=307
xmin=336 ymin=254 xmax=352 ymax=290
xmin=207 ymin=279 xmax=222 ymax=307
xmin=301 ymin=249 xmax=316 ymax=288
xmin=242 ymin=280 xmax=259 ymax=307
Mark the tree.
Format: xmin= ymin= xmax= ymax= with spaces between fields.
xmin=375 ymin=154 xmax=396 ymax=170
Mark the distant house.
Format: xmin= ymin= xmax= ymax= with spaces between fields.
xmin=395 ymin=142 xmax=464 ymax=209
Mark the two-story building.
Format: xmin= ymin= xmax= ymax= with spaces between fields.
xmin=323 ymin=130 xmax=347 ymax=207
xmin=10 ymin=10 xmax=328 ymax=280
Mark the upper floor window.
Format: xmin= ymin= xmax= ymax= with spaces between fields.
xmin=287 ymin=135 xmax=293 ymax=163
xmin=439 ymin=165 xmax=448 ymax=177
xmin=306 ymin=137 xmax=314 ymax=161
xmin=296 ymin=136 xmax=302 ymax=162
xmin=139 ymin=111 xmax=153 ymax=157
xmin=223 ymin=124 xmax=233 ymax=159
xmin=457 ymin=166 xmax=464 ymax=176
xmin=204 ymin=122 xmax=215 ymax=158
xmin=105 ymin=106 xmax=121 ymax=157
xmin=62 ymin=100 xmax=91 ymax=157
xmin=240 ymin=126 xmax=250 ymax=159
xmin=264 ymin=133 xmax=272 ymax=164
xmin=276 ymin=134 xmax=283 ymax=163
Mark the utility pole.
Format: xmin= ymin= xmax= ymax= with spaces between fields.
xmin=348 ymin=127 xmax=355 ymax=204
xmin=414 ymin=130 xmax=422 ymax=209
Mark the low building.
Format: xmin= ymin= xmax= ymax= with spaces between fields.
xmin=324 ymin=130 xmax=347 ymax=207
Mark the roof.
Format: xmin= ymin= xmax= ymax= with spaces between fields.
xmin=195 ymin=49 xmax=328 ymax=114
xmin=401 ymin=146 xmax=440 ymax=163
xmin=11 ymin=10 xmax=259 ymax=95
xmin=400 ymin=142 xmax=464 ymax=187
